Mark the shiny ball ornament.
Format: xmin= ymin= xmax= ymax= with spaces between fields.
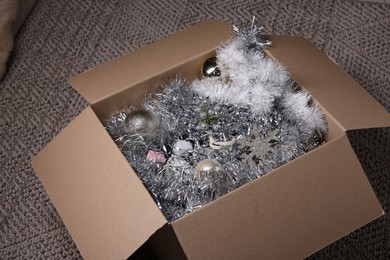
xmin=173 ymin=140 xmax=193 ymax=156
xmin=195 ymin=159 xmax=225 ymax=181
xmin=124 ymin=109 xmax=160 ymax=138
xmin=202 ymin=57 xmax=221 ymax=77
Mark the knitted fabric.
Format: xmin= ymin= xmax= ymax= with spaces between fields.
xmin=1 ymin=0 xmax=389 ymax=258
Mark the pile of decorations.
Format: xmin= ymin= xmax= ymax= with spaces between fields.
xmin=105 ymin=22 xmax=327 ymax=221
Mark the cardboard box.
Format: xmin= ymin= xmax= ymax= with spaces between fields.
xmin=32 ymin=20 xmax=390 ymax=259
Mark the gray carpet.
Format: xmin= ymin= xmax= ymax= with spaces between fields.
xmin=1 ymin=0 xmax=389 ymax=259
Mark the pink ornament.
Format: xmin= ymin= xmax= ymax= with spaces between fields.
xmin=146 ymin=150 xmax=167 ymax=164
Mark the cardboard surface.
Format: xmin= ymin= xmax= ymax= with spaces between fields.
xmin=32 ymin=107 xmax=166 ymax=259
xmin=266 ymin=36 xmax=390 ymax=131
xmin=172 ymin=135 xmax=383 ymax=259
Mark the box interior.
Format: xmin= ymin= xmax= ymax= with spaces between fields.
xmin=82 ymin=34 xmax=347 ymax=260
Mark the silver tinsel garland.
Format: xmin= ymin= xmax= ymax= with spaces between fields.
xmin=105 ymin=22 xmax=327 ymax=221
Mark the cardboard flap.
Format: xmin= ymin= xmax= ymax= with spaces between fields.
xmin=68 ymin=20 xmax=232 ymax=105
xmin=32 ymin=107 xmax=166 ymax=259
xmin=172 ymin=135 xmax=383 ymax=259
xmin=266 ymin=36 xmax=390 ymax=131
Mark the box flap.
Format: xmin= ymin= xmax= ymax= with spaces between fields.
xmin=172 ymin=135 xmax=383 ymax=259
xmin=266 ymin=36 xmax=390 ymax=131
xmin=32 ymin=107 xmax=166 ymax=259
xmin=68 ymin=19 xmax=232 ymax=105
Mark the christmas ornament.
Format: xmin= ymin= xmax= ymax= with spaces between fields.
xmin=208 ymin=133 xmax=235 ymax=150
xmin=123 ymin=109 xmax=160 ymax=138
xmin=202 ymin=57 xmax=221 ymax=77
xmin=172 ymin=140 xmax=193 ymax=156
xmin=232 ymin=17 xmax=271 ymax=56
xmin=146 ymin=150 xmax=167 ymax=164
xmin=195 ymin=159 xmax=225 ymax=181
xmin=236 ymin=127 xmax=278 ymax=162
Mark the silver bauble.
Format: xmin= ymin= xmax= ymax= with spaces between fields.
xmin=172 ymin=140 xmax=193 ymax=156
xmin=195 ymin=159 xmax=225 ymax=181
xmin=202 ymin=57 xmax=221 ymax=77
xmin=124 ymin=109 xmax=160 ymax=138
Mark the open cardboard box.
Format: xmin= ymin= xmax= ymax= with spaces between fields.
xmin=32 ymin=20 xmax=390 ymax=259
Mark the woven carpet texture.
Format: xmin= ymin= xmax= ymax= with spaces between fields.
xmin=1 ymin=0 xmax=389 ymax=259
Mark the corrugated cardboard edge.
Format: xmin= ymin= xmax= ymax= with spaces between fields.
xmin=68 ymin=19 xmax=232 ymax=106
xmin=32 ymin=107 xmax=167 ymax=259
xmin=172 ymin=135 xmax=384 ymax=259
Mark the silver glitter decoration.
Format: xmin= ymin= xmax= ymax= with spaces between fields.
xmin=236 ymin=127 xmax=278 ymax=163
xmin=233 ymin=17 xmax=272 ymax=56
xmin=105 ymin=77 xmax=325 ymax=221
xmin=104 ymin=21 xmax=327 ymax=222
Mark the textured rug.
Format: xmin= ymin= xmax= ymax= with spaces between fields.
xmin=0 ymin=0 xmax=389 ymax=259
